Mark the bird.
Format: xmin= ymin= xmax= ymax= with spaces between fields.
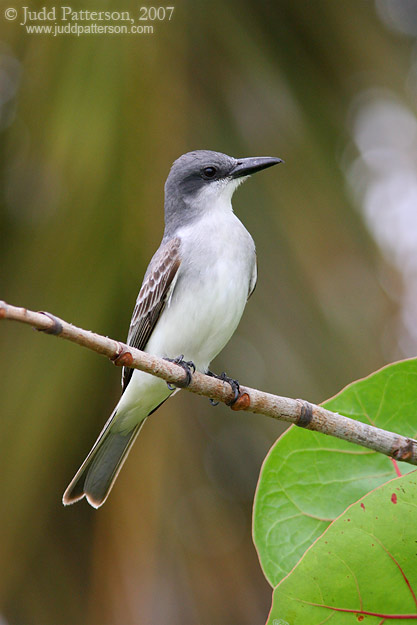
xmin=63 ymin=149 xmax=282 ymax=508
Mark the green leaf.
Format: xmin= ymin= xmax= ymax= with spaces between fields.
xmin=267 ymin=470 xmax=417 ymax=624
xmin=253 ymin=359 xmax=417 ymax=587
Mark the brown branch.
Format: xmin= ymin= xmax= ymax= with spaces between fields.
xmin=1 ymin=300 xmax=417 ymax=466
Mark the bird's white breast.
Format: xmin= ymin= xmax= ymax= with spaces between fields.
xmin=145 ymin=204 xmax=255 ymax=371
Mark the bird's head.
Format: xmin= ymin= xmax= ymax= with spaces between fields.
xmin=163 ymin=150 xmax=282 ymax=234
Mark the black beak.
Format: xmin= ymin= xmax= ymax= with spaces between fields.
xmin=230 ymin=156 xmax=283 ymax=179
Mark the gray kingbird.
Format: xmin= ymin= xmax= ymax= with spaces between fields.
xmin=63 ymin=150 xmax=282 ymax=508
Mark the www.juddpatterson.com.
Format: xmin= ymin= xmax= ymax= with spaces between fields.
xmin=4 ymin=6 xmax=175 ymax=35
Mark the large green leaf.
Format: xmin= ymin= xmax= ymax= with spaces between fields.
xmin=253 ymin=359 xmax=417 ymax=587
xmin=267 ymin=470 xmax=417 ymax=624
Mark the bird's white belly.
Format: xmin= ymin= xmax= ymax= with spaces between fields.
xmin=145 ymin=209 xmax=255 ymax=371
xmin=115 ymin=252 xmax=251 ymax=431
xmin=145 ymin=260 xmax=249 ymax=371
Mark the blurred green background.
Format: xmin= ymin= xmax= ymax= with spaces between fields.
xmin=1 ymin=1 xmax=417 ymax=623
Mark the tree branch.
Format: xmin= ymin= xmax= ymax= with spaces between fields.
xmin=1 ymin=300 xmax=416 ymax=466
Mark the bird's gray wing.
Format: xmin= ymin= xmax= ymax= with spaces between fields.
xmin=122 ymin=236 xmax=182 ymax=391
xmin=248 ymin=256 xmax=257 ymax=299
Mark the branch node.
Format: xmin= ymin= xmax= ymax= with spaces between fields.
xmin=111 ymin=343 xmax=133 ymax=367
xmin=36 ymin=311 xmax=63 ymax=336
xmin=230 ymin=392 xmax=251 ymax=411
xmin=296 ymin=399 xmax=314 ymax=428
xmin=391 ymin=437 xmax=416 ymax=462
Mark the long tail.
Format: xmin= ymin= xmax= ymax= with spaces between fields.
xmin=62 ymin=410 xmax=146 ymax=508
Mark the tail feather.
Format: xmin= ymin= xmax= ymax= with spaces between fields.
xmin=63 ymin=411 xmax=146 ymax=508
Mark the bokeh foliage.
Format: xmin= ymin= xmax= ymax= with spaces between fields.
xmin=0 ymin=1 xmax=414 ymax=624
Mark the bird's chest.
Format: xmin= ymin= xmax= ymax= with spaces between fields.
xmin=180 ymin=214 xmax=255 ymax=306
xmin=161 ymin=214 xmax=255 ymax=367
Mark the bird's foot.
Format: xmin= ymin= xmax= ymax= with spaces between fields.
xmin=164 ymin=355 xmax=196 ymax=389
xmin=206 ymin=370 xmax=240 ymax=406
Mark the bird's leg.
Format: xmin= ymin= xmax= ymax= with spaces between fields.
xmin=164 ymin=354 xmax=196 ymax=389
xmin=206 ymin=370 xmax=240 ymax=406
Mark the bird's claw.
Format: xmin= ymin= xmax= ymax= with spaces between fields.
xmin=206 ymin=370 xmax=240 ymax=406
xmin=164 ymin=354 xmax=195 ymax=388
